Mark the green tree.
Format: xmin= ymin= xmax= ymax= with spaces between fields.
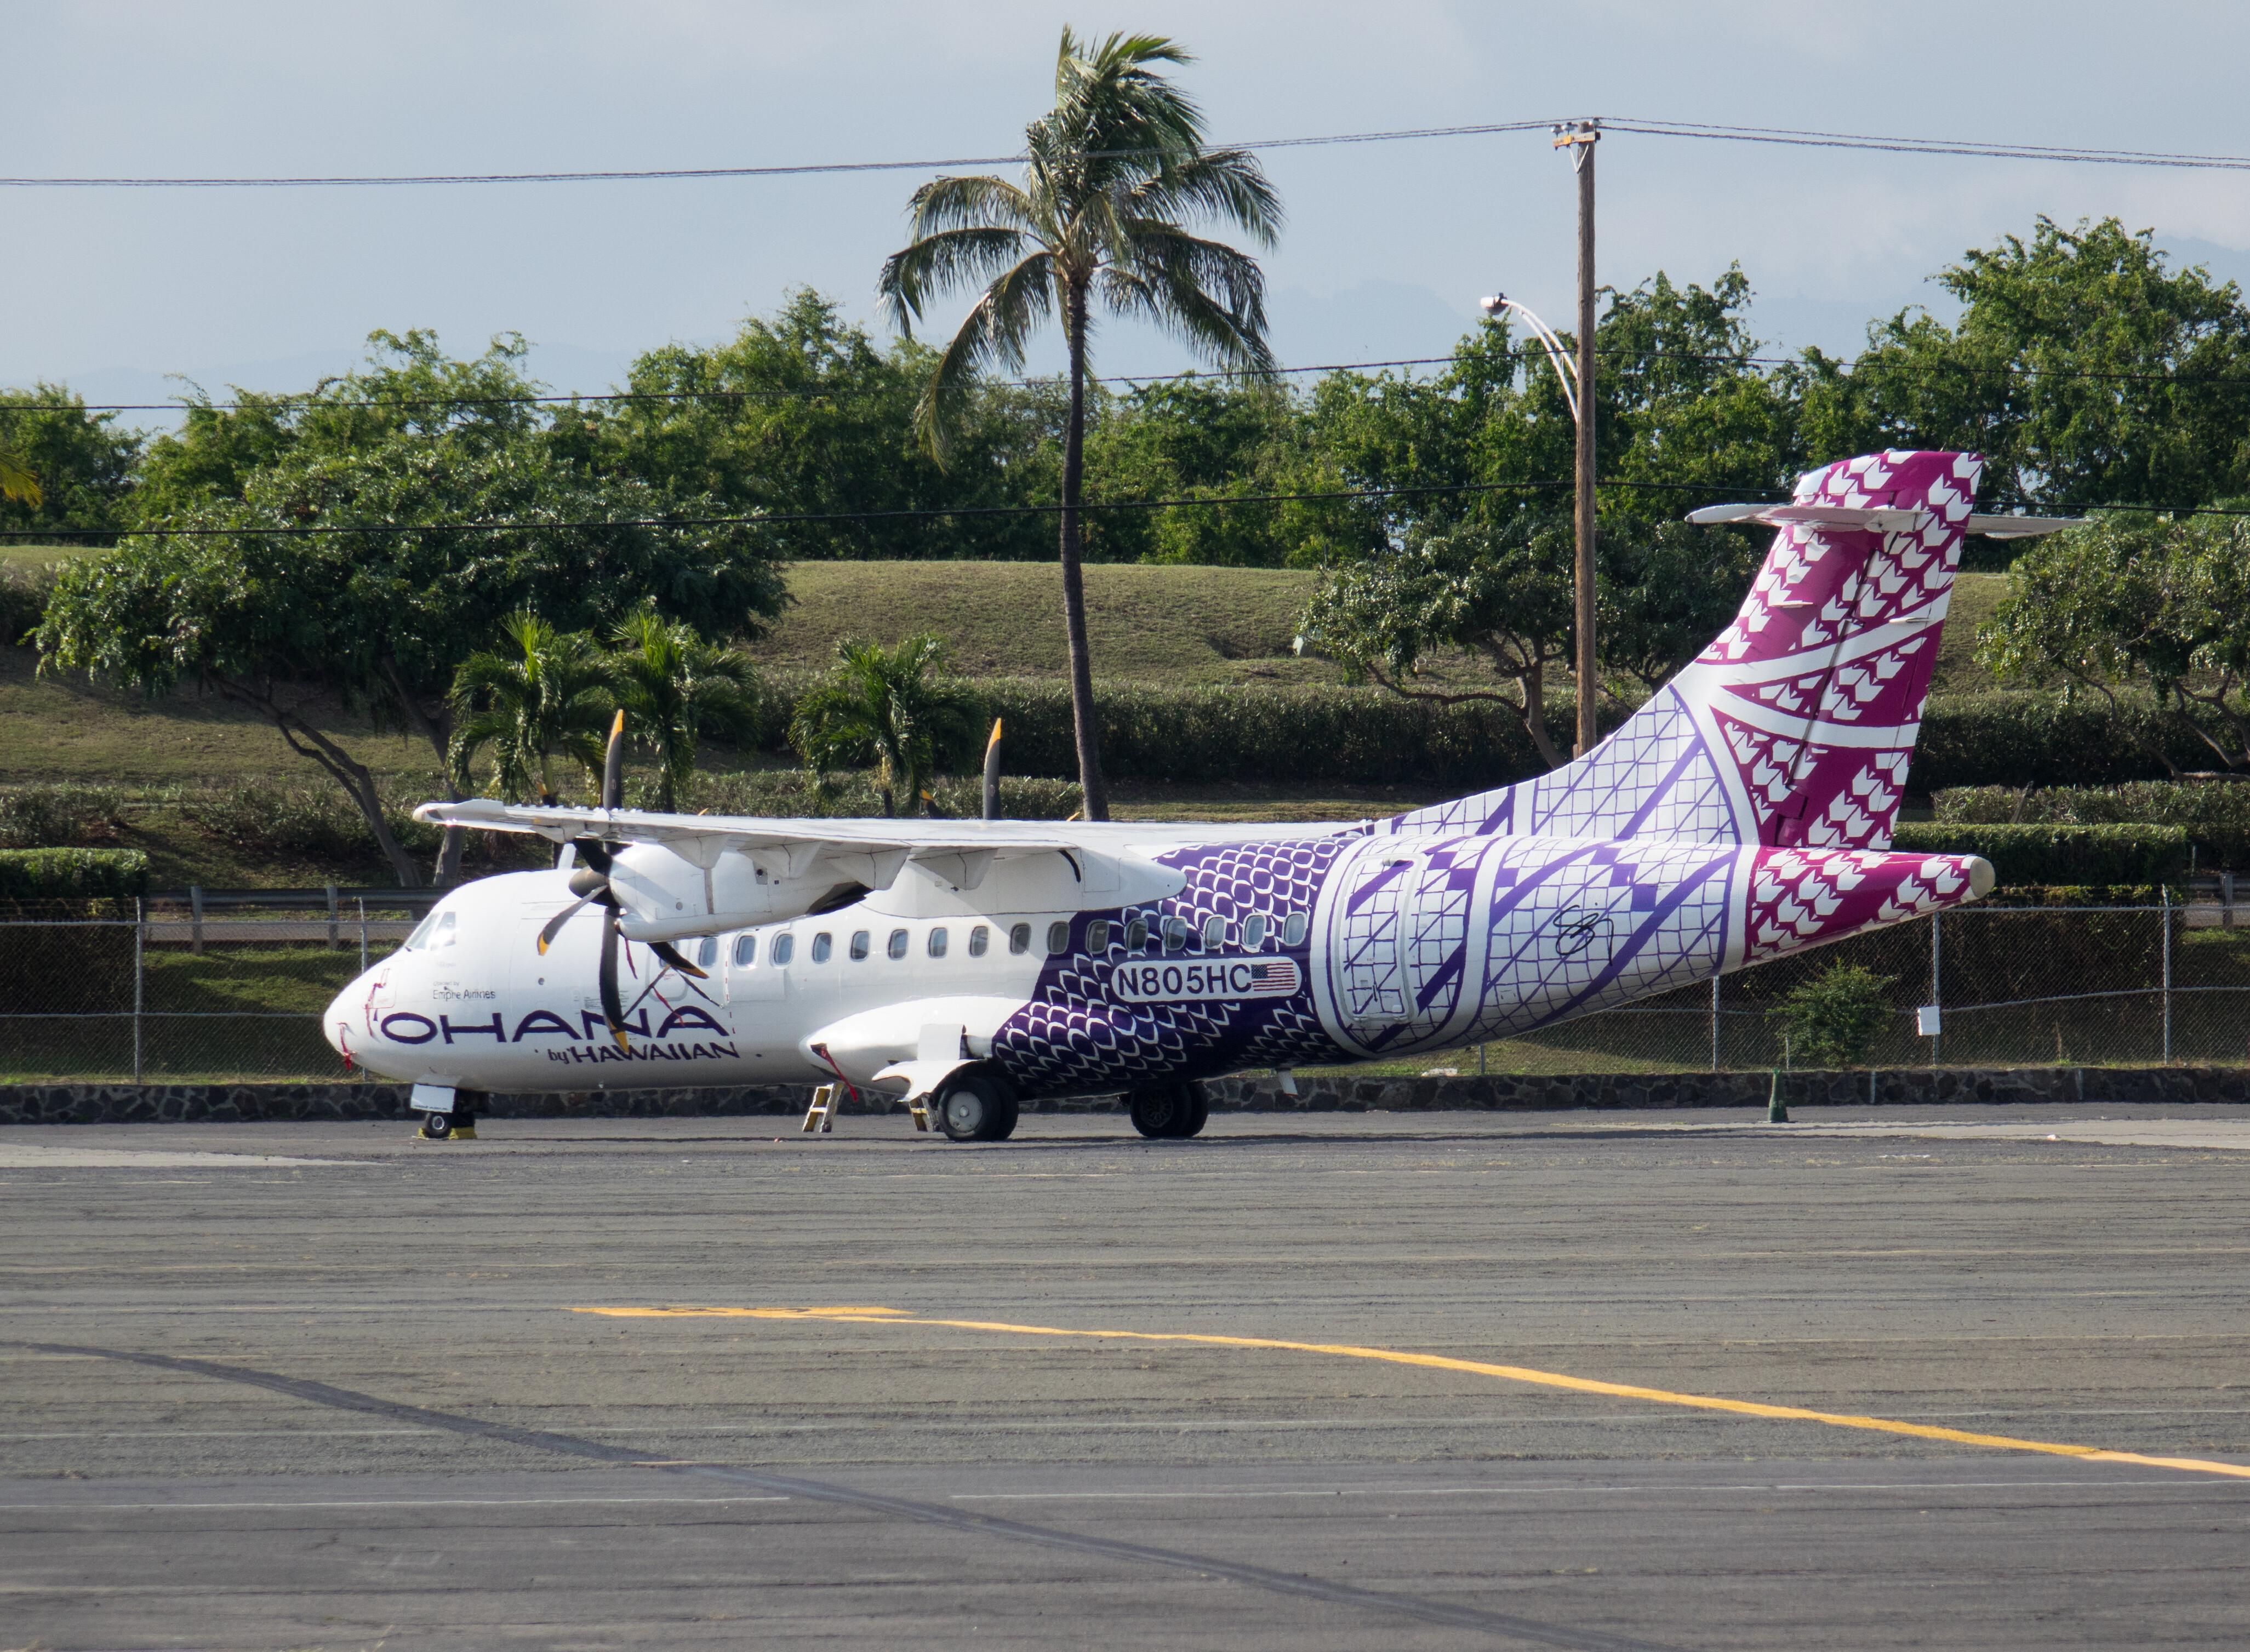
xmin=789 ymin=635 xmax=984 ymax=817
xmin=567 ymin=290 xmax=1060 ymax=563
xmin=604 ymin=608 xmax=761 ymax=811
xmin=1082 ymin=376 xmax=1369 ymax=566
xmin=37 ymin=331 xmax=786 ymax=885
xmin=1298 ymin=515 xmax=1577 ymax=768
xmin=1771 ymin=964 xmax=1896 ymax=1068
xmin=448 ymin=613 xmax=615 ymax=805
xmin=1797 ymin=217 xmax=2250 ymax=513
xmin=0 ymin=385 xmax=142 ymax=538
xmin=1977 ymin=515 xmax=2250 ymax=772
xmin=877 ymin=27 xmax=1281 ymax=819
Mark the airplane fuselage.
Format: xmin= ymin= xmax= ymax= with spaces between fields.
xmin=327 ymin=825 xmax=1985 ymax=1100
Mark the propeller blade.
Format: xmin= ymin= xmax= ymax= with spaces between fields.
xmin=598 ymin=909 xmax=630 ymax=1051
xmin=535 ymin=896 xmax=591 ymax=956
xmin=649 ymin=939 xmax=709 ymax=980
xmin=602 ymin=710 xmax=626 ymax=811
xmin=573 ymin=837 xmax=614 ymax=876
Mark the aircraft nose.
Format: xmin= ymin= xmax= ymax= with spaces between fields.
xmin=322 ymin=976 xmax=364 ymax=1066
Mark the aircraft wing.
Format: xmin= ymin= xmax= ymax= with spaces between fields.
xmin=414 ymin=798 xmax=1362 ymax=858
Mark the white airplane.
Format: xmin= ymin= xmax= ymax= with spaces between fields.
xmin=325 ymin=450 xmax=2069 ymax=1142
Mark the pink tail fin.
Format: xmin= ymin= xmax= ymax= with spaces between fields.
xmin=1390 ymin=449 xmax=1982 ymax=849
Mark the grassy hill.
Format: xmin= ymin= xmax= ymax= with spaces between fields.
xmin=756 ymin=561 xmax=2011 ymax=694
xmin=0 ymin=556 xmax=2018 ymax=791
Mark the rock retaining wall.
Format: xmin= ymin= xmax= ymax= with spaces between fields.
xmin=3 ymin=1065 xmax=2247 ymax=1125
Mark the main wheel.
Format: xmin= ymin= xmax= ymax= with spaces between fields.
xmin=1128 ymin=1083 xmax=1187 ymax=1139
xmin=418 ymin=1112 xmax=453 ymax=1140
xmin=937 ymin=1067 xmax=1017 ymax=1142
xmin=1169 ymin=1087 xmax=1209 ymax=1140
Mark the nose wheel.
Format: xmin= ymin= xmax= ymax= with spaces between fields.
xmin=414 ymin=1089 xmax=484 ymax=1142
xmin=1127 ymin=1082 xmax=1208 ymax=1139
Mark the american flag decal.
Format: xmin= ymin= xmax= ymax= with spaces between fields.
xmin=1111 ymin=956 xmax=1303 ymax=1006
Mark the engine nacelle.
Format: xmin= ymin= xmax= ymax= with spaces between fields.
xmin=603 ymin=837 xmax=910 ymax=941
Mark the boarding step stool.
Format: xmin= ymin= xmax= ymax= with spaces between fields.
xmin=801 ymin=1082 xmax=929 ymax=1133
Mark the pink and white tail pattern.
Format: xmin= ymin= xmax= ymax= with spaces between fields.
xmin=1389 ymin=449 xmax=1981 ymax=853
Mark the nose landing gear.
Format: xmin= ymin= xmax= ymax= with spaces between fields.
xmin=412 ymin=1087 xmax=484 ymax=1142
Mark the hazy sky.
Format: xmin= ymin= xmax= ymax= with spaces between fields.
xmin=12 ymin=1 xmax=2250 ymax=417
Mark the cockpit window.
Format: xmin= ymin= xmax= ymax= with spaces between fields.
xmin=405 ymin=908 xmax=456 ymax=951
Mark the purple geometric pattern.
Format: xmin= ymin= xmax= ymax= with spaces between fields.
xmin=991 ymin=835 xmax=1352 ymax=1095
xmin=981 ymin=451 xmax=2001 ymax=1102
xmin=1316 ymin=833 xmax=1735 ymax=1057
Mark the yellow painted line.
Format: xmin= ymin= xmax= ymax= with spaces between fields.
xmin=574 ymin=1304 xmax=2250 ymax=1483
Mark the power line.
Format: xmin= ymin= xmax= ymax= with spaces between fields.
xmin=0 ymin=121 xmax=1563 ymax=188
xmin=9 ymin=476 xmax=2241 ymax=543
xmin=32 ymin=338 xmax=2250 ymax=419
xmin=1604 ymin=118 xmax=2250 ymax=173
xmin=13 ymin=115 xmax=2250 ymax=190
xmin=0 ymin=477 xmax=1710 ymax=540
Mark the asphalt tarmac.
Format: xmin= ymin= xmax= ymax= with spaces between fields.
xmin=4 ymin=1107 xmax=2248 ymax=1650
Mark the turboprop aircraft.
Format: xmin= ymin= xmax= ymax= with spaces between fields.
xmin=325 ymin=449 xmax=2077 ymax=1142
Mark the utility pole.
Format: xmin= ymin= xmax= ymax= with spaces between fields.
xmin=1555 ymin=119 xmax=1601 ymax=757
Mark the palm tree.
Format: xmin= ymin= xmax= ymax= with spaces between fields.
xmin=448 ymin=612 xmax=614 ymax=804
xmin=790 ymin=635 xmax=983 ymax=817
xmin=605 ymin=608 xmax=760 ymax=812
xmin=876 ymin=28 xmax=1280 ymax=820
xmin=0 ymin=447 xmax=39 ymax=508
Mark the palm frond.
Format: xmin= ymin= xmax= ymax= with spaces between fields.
xmin=1122 ymin=148 xmax=1282 ymax=247
xmin=878 ymin=225 xmax=1038 ymax=335
xmin=1103 ymin=228 xmax=1276 ymax=375
xmin=902 ymin=174 xmax=1038 ymax=238
xmin=0 ymin=447 xmax=43 ymax=508
xmin=913 ymin=251 xmax=1058 ymax=458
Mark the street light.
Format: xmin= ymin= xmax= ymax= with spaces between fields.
xmin=1479 ymin=294 xmax=1578 ymax=422
xmin=1481 ymin=289 xmax=1599 ymax=758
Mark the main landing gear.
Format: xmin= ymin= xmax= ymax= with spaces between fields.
xmin=1127 ymin=1081 xmax=1209 ymax=1140
xmin=935 ymin=1065 xmax=1019 ymax=1144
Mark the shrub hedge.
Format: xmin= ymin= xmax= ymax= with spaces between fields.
xmin=1889 ymin=822 xmax=2193 ymax=887
xmin=0 ymin=847 xmax=150 ymax=902
xmin=751 ymin=678 xmax=2215 ymax=792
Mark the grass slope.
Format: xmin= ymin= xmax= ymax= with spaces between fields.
xmin=757 ymin=561 xmax=1332 ymax=686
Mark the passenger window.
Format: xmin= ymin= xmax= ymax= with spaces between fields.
xmin=734 ymin=933 xmax=757 ymax=968
xmin=770 ymin=934 xmax=793 ymax=966
xmin=849 ymin=930 xmax=870 ymax=961
xmin=1046 ymin=921 xmax=1069 ymax=955
xmin=1202 ymin=915 xmax=1225 ymax=950
xmin=1012 ymin=923 xmax=1033 ymax=955
xmin=1124 ymin=917 xmax=1148 ymax=951
xmin=888 ymin=928 xmax=910 ymax=961
xmin=1161 ymin=916 xmax=1188 ymax=954
xmin=928 ymin=927 xmax=949 ymax=959
xmin=1282 ymin=912 xmax=1309 ymax=946
xmin=1242 ymin=913 xmax=1269 ymax=949
xmin=696 ymin=936 xmax=718 ymax=969
xmin=968 ymin=925 xmax=990 ymax=957
xmin=1087 ymin=919 xmax=1112 ymax=952
xmin=810 ymin=933 xmax=832 ymax=963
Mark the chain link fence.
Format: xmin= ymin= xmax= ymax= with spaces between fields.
xmin=1484 ymin=892 xmax=2250 ymax=1076
xmin=0 ymin=893 xmax=426 ymax=1083
xmin=0 ymin=891 xmax=2245 ymax=1083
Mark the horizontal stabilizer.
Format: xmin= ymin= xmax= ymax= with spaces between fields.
xmin=1688 ymin=501 xmax=2083 ymax=539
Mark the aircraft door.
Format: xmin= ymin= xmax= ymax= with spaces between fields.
xmin=730 ymin=931 xmax=784 ymax=1002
